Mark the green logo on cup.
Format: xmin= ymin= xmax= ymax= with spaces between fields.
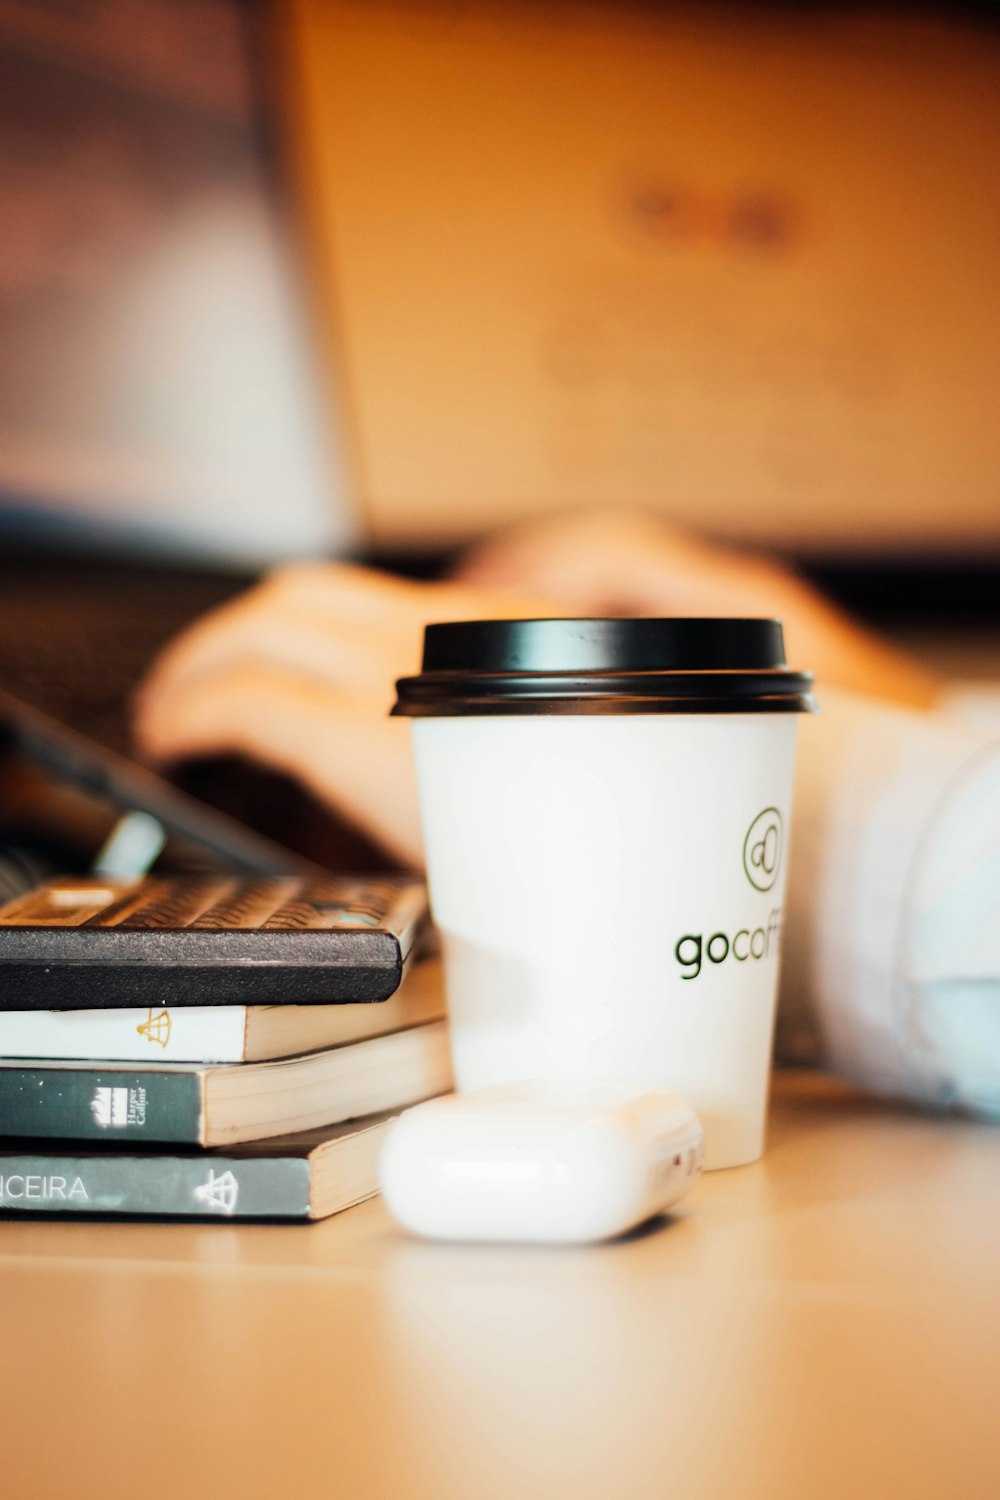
xmin=743 ymin=808 xmax=783 ymax=892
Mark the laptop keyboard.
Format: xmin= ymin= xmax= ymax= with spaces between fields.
xmin=0 ymin=623 xmax=166 ymax=755
xmin=0 ymin=565 xmax=241 ymax=754
xmin=0 ymin=561 xmax=396 ymax=874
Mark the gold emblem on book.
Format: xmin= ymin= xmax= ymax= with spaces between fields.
xmin=136 ymin=1008 xmax=172 ymax=1048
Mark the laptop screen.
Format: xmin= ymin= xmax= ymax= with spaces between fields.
xmin=0 ymin=0 xmax=355 ymax=569
xmin=284 ymin=0 xmax=1000 ymax=559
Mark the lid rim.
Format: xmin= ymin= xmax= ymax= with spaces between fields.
xmin=393 ymin=695 xmax=817 ymax=718
xmin=394 ymin=617 xmax=815 ymax=716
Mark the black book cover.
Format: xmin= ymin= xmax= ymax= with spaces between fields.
xmin=0 ymin=874 xmax=428 ymax=1009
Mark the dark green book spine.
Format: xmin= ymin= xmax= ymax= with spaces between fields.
xmin=0 ymin=1067 xmax=203 ymax=1143
xmin=0 ymin=1153 xmax=312 ymax=1218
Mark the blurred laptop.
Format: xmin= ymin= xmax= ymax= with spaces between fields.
xmin=3 ymin=0 xmax=999 ymax=868
xmin=0 ymin=0 xmax=380 ymax=866
xmin=0 ymin=0 xmax=353 ymax=701
xmin=284 ymin=0 xmax=1000 ymax=561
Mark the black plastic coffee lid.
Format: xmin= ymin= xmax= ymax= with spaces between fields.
xmin=392 ymin=618 xmax=816 ymax=716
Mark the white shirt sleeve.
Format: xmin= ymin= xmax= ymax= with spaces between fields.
xmin=937 ymin=681 xmax=1000 ymax=738
xmin=777 ymin=685 xmax=1000 ymax=1118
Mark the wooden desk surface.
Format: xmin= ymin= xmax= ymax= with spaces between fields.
xmin=1 ymin=1072 xmax=997 ymax=1500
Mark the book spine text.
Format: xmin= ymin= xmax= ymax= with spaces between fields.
xmin=0 ymin=1154 xmax=312 ymax=1217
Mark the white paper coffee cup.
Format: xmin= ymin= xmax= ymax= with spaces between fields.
xmin=393 ymin=619 xmax=815 ymax=1169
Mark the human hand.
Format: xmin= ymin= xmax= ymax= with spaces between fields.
xmin=455 ymin=509 xmax=940 ymax=709
xmin=134 ymin=561 xmax=553 ymax=866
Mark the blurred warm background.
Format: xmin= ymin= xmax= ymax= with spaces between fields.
xmin=1 ymin=0 xmax=999 ymax=679
xmin=284 ymin=0 xmax=1000 ymax=558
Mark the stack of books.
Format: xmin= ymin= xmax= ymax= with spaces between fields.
xmin=0 ymin=875 xmax=452 ymax=1221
